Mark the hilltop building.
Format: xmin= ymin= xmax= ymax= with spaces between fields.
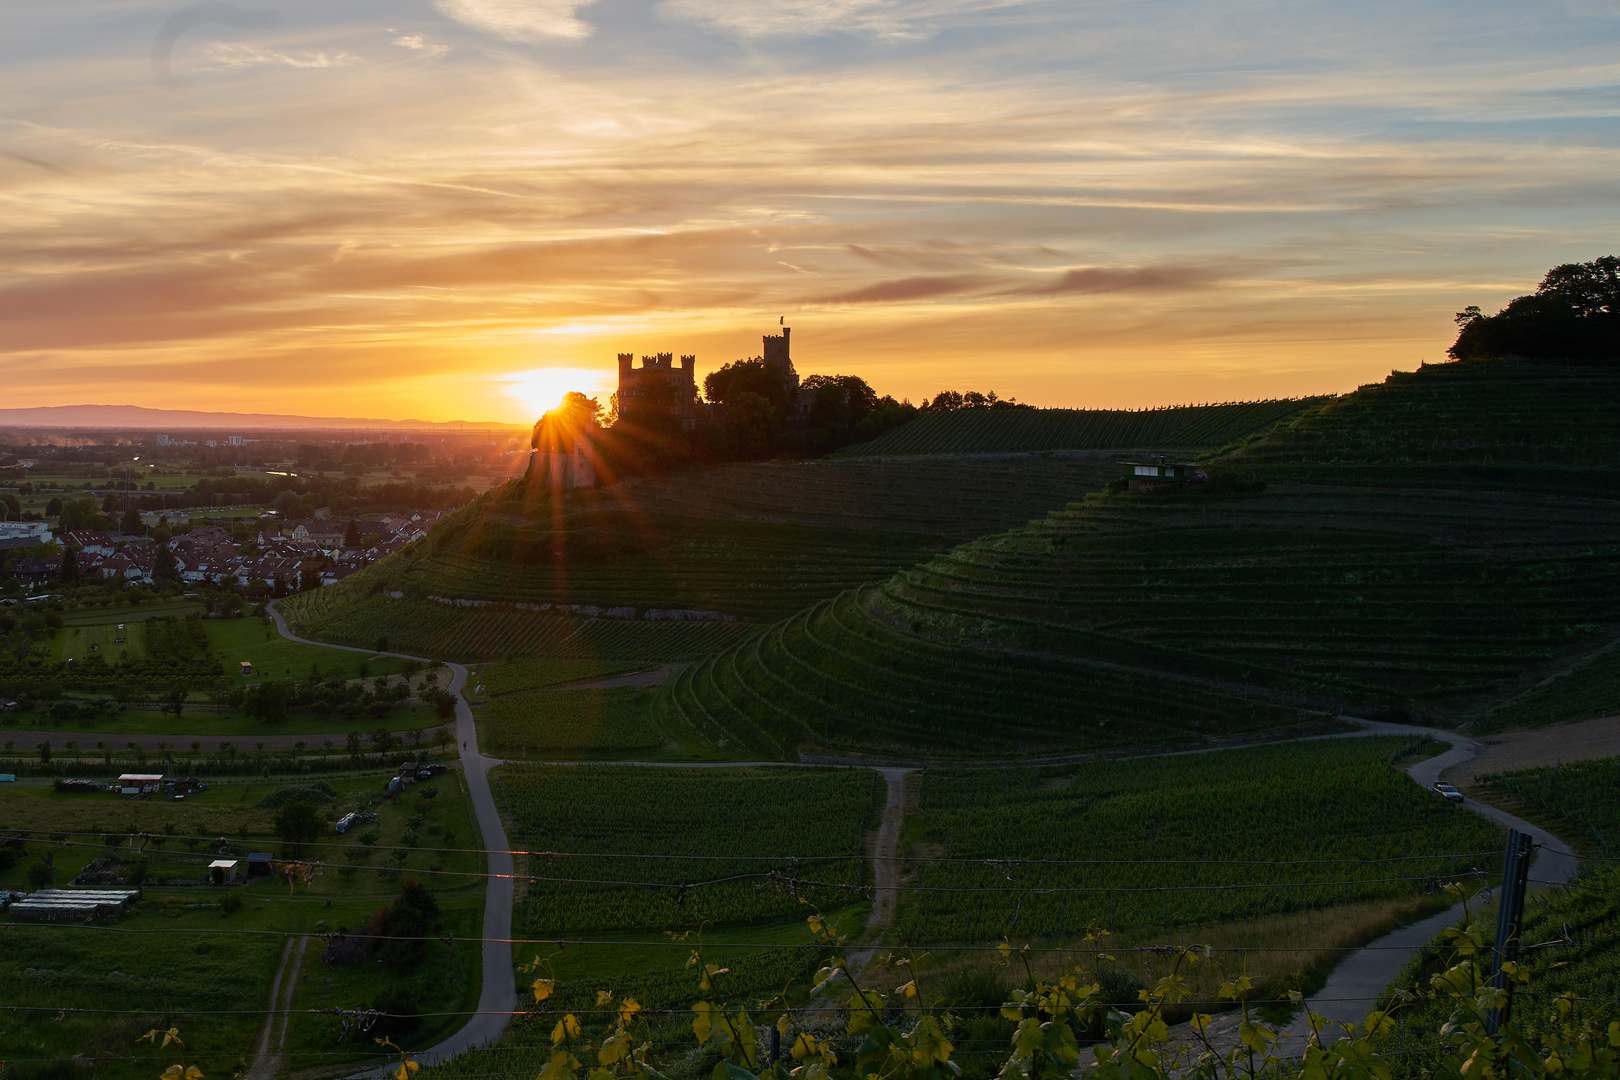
xmin=762 ymin=326 xmax=801 ymax=397
xmin=618 ymin=352 xmax=700 ymax=429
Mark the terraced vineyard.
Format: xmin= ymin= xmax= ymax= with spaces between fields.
xmin=1477 ymin=755 xmax=1620 ymax=852
xmin=283 ymin=457 xmax=1131 ymax=648
xmin=658 ymin=484 xmax=1620 ymax=758
xmin=834 ymin=399 xmax=1328 ymax=458
xmin=1228 ymin=361 xmax=1620 ymax=491
xmin=1472 ymin=647 xmax=1620 ymax=734
xmin=656 ymin=363 xmax=1620 ymax=758
xmin=498 ymin=764 xmax=880 ymax=935
xmin=897 ymin=737 xmax=1501 ymax=942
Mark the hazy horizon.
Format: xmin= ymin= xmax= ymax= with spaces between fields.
xmin=7 ymin=0 xmax=1620 ymax=423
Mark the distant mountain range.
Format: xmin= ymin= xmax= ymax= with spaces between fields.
xmin=0 ymin=404 xmax=519 ymax=431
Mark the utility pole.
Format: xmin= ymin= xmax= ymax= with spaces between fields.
xmin=1486 ymin=828 xmax=1536 ymax=1034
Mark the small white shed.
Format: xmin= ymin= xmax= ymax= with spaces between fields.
xmin=208 ymin=859 xmax=241 ymax=883
xmin=118 ymin=773 xmax=163 ymax=795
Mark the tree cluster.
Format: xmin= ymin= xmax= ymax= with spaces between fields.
xmin=697 ymin=359 xmax=917 ymax=460
xmin=918 ymin=389 xmax=1029 ymax=411
xmin=219 ymin=668 xmax=412 ymax=724
xmin=1450 ymin=255 xmax=1620 ymax=361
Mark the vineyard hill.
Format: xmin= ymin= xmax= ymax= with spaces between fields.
xmin=831 ymin=398 xmax=1329 ymax=458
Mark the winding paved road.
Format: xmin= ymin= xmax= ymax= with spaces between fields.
xmin=1273 ymin=720 xmax=1579 ymax=1052
xmin=265 ymin=604 xmax=517 ymax=1074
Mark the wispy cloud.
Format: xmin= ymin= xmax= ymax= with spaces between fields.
xmin=432 ymin=0 xmax=595 ymax=41
xmin=657 ymin=0 xmax=1028 ymax=40
xmin=5 ymin=0 xmax=1620 ymax=419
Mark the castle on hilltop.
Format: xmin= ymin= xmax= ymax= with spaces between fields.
xmin=616 ymin=326 xmax=803 ymax=430
xmin=762 ymin=326 xmax=800 ymax=396
xmin=617 ymin=352 xmax=700 ymax=429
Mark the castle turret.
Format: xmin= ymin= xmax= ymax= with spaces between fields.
xmin=762 ymin=326 xmax=799 ymax=393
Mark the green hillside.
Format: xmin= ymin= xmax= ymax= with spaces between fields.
xmin=281 ymin=456 xmax=1126 ymax=655
xmin=833 ymin=398 xmax=1328 ymax=458
xmin=659 ymin=361 xmax=1620 ymax=759
xmin=657 ymin=484 xmax=1620 ymax=758
xmin=1228 ymin=360 xmax=1620 ymax=490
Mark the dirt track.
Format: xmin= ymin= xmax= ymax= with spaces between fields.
xmin=1442 ymin=715 xmax=1620 ymax=785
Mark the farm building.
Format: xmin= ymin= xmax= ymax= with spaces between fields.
xmin=165 ymin=777 xmax=203 ymax=796
xmin=117 ymin=773 xmax=163 ymax=795
xmin=240 ymin=661 xmax=254 ymax=676
xmin=247 ymin=852 xmax=274 ymax=877
xmin=1122 ymin=460 xmax=1205 ymax=493
xmin=9 ymin=888 xmax=139 ymax=920
xmin=208 ymin=859 xmax=241 ymax=883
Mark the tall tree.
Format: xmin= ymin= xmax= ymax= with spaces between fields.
xmin=59 ymin=547 xmax=80 ymax=584
xmin=152 ymin=542 xmax=180 ymax=585
xmin=344 ymin=518 xmax=361 ymax=547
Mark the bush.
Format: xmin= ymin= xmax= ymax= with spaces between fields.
xmin=219 ymin=891 xmax=243 ymax=916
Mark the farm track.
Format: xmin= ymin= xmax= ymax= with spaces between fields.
xmin=266 ymin=603 xmax=517 ymax=1078
xmin=245 ymin=934 xmax=307 ymax=1080
xmin=271 ymin=600 xmax=1598 ymax=1075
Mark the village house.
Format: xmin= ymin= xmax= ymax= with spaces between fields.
xmin=61 ymin=530 xmax=115 ymax=556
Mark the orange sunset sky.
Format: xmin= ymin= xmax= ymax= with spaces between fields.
xmin=5 ymin=0 xmax=1620 ymax=423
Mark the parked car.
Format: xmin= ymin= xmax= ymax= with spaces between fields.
xmin=1433 ymin=782 xmax=1464 ymax=802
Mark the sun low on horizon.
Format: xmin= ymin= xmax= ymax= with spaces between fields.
xmin=4 ymin=1 xmax=1620 ymax=421
xmin=503 ymin=367 xmax=619 ymax=422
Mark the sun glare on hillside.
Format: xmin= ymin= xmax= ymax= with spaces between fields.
xmin=504 ymin=367 xmax=613 ymax=420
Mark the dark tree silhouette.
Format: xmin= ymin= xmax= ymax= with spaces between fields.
xmin=1450 ymin=256 xmax=1620 ymax=361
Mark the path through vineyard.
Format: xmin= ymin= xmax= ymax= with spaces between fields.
xmin=266 ymin=603 xmax=518 ymax=1078
xmin=1214 ymin=720 xmax=1579 ymax=1059
xmin=268 ymin=601 xmax=1591 ymax=1075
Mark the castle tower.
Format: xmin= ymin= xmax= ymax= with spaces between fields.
xmin=762 ymin=326 xmax=799 ymax=394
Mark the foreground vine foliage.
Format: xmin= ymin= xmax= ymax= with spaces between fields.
xmin=509 ymin=886 xmax=1619 ymax=1080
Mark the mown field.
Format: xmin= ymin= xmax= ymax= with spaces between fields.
xmin=833 ymin=398 xmax=1328 ymax=458
xmin=895 ymin=737 xmax=1501 ymax=943
xmin=0 ymin=769 xmax=487 ymax=1078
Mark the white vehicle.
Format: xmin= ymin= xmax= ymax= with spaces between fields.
xmin=1433 ymin=782 xmax=1464 ymax=803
